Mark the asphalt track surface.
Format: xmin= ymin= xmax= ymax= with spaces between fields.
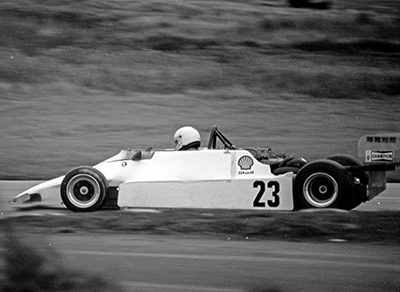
xmin=1 ymin=182 xmax=400 ymax=292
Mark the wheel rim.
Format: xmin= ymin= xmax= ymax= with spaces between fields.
xmin=303 ymin=172 xmax=338 ymax=208
xmin=66 ymin=174 xmax=101 ymax=209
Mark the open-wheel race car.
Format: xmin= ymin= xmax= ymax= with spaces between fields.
xmin=12 ymin=126 xmax=395 ymax=212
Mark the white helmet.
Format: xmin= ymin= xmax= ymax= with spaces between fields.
xmin=174 ymin=126 xmax=201 ymax=151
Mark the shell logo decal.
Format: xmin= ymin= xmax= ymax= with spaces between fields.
xmin=238 ymin=155 xmax=254 ymax=170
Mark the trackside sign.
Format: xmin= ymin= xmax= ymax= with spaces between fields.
xmin=365 ymin=150 xmax=394 ymax=162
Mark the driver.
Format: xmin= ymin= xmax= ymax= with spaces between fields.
xmin=174 ymin=126 xmax=201 ymax=150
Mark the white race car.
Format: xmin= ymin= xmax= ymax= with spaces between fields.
xmin=12 ymin=126 xmax=395 ymax=212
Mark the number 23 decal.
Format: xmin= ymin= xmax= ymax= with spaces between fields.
xmin=253 ymin=181 xmax=280 ymax=208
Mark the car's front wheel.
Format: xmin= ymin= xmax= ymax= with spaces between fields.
xmin=61 ymin=167 xmax=108 ymax=212
xmin=293 ymin=160 xmax=353 ymax=210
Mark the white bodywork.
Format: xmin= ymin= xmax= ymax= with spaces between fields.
xmin=13 ymin=148 xmax=295 ymax=210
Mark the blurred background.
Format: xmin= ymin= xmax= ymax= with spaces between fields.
xmin=1 ymin=0 xmax=399 ymax=179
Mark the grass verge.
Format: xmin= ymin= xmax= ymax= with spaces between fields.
xmin=1 ymin=209 xmax=399 ymax=244
xmin=0 ymin=223 xmax=125 ymax=292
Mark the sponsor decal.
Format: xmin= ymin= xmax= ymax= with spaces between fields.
xmin=238 ymin=155 xmax=254 ymax=175
xmin=365 ymin=150 xmax=394 ymax=162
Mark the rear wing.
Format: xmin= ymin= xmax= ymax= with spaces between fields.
xmin=358 ymin=134 xmax=400 ymax=182
xmin=358 ymin=134 xmax=399 ymax=199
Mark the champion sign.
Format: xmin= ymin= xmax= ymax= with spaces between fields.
xmin=366 ymin=150 xmax=394 ymax=162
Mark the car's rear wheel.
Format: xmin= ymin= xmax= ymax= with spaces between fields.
xmin=327 ymin=154 xmax=367 ymax=210
xmin=293 ymin=160 xmax=353 ymax=210
xmin=327 ymin=154 xmax=368 ymax=184
xmin=61 ymin=167 xmax=108 ymax=212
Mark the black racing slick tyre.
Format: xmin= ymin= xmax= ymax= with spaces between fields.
xmin=61 ymin=167 xmax=108 ymax=212
xmin=327 ymin=154 xmax=368 ymax=210
xmin=293 ymin=160 xmax=354 ymax=210
xmin=327 ymin=154 xmax=368 ymax=185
